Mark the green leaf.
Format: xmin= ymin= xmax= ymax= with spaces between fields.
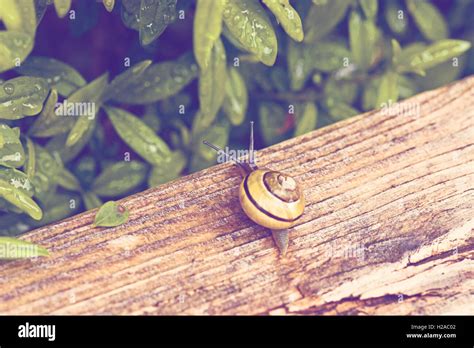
xmin=198 ymin=39 xmax=227 ymax=128
xmin=53 ymin=0 xmax=71 ymax=18
xmin=121 ymin=0 xmax=140 ymax=30
xmin=0 ymin=0 xmax=37 ymax=35
xmin=0 ymin=237 xmax=48 ymax=259
xmin=0 ymin=178 xmax=42 ymax=220
xmin=148 ymin=151 xmax=186 ymax=187
xmin=0 ymin=31 xmax=34 ymax=73
xmin=30 ymin=144 xmax=62 ymax=203
xmin=56 ymin=167 xmax=81 ymax=192
xmin=196 ymin=121 xmax=230 ymax=161
xmin=24 ymin=137 xmax=36 ymax=179
xmin=349 ymin=10 xmax=378 ymax=71
xmin=294 ymin=102 xmax=318 ymax=136
xmin=102 ymin=60 xmax=151 ymax=102
xmin=397 ymin=40 xmax=471 ymax=74
xmin=223 ymin=0 xmax=278 ymax=66
xmin=16 ymin=56 xmax=87 ymax=96
xmin=139 ymin=0 xmax=177 ymax=45
xmin=108 ymin=53 xmax=198 ymax=104
xmin=103 ymin=0 xmax=115 ymax=12
xmin=406 ymin=0 xmax=448 ymax=41
xmin=312 ymin=41 xmax=351 ymax=72
xmin=65 ymin=72 xmax=109 ymax=147
xmin=29 ymin=89 xmax=74 ymax=138
xmin=223 ymin=67 xmax=248 ymax=126
xmin=82 ymin=191 xmax=103 ymax=210
xmin=324 ymin=98 xmax=359 ymax=121
xmin=304 ymin=0 xmax=351 ymax=43
xmin=105 ymin=106 xmax=171 ymax=165
xmin=287 ymin=41 xmax=313 ymax=91
xmin=0 ymin=124 xmax=26 ymax=168
xmin=29 ymin=192 xmax=79 ymax=226
xmin=384 ymin=1 xmax=407 ymax=35
xmin=324 ymin=77 xmax=358 ymax=104
xmin=92 ymin=161 xmax=147 ymax=197
xmin=375 ymin=71 xmax=399 ymax=109
xmin=94 ymin=201 xmax=130 ymax=228
xmin=262 ymin=0 xmax=304 ymax=42
xmin=45 ymin=122 xmax=95 ymax=163
xmin=359 ymin=0 xmax=378 ymax=19
xmin=0 ymin=167 xmax=35 ymax=197
xmin=0 ymin=77 xmax=49 ymax=120
xmin=193 ymin=0 xmax=226 ymax=70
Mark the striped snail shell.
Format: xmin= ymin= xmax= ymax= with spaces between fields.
xmin=203 ymin=122 xmax=305 ymax=255
xmin=239 ymin=169 xmax=305 ymax=230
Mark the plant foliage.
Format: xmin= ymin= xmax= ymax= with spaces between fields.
xmin=0 ymin=0 xmax=472 ymax=240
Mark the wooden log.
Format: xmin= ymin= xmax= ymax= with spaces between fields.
xmin=0 ymin=76 xmax=473 ymax=315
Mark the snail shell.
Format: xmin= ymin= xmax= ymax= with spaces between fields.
xmin=239 ymin=169 xmax=305 ymax=230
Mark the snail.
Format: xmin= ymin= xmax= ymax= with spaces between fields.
xmin=203 ymin=122 xmax=305 ymax=255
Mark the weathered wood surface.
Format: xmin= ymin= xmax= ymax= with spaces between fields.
xmin=1 ymin=76 xmax=473 ymax=315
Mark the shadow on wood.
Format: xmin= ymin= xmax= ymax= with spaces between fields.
xmin=0 ymin=76 xmax=473 ymax=315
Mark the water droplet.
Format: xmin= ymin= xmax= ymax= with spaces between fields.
xmin=3 ymin=83 xmax=15 ymax=95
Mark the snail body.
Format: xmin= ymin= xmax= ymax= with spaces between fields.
xmin=203 ymin=122 xmax=305 ymax=255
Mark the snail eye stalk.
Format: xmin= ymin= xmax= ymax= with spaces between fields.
xmin=202 ymin=140 xmax=248 ymax=172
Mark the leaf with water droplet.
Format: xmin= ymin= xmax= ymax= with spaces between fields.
xmin=0 ymin=124 xmax=25 ymax=168
xmin=66 ymin=72 xmax=109 ymax=147
xmin=304 ymin=0 xmax=350 ymax=43
xmin=0 ymin=31 xmax=33 ymax=73
xmin=223 ymin=0 xmax=278 ymax=66
xmin=30 ymin=144 xmax=63 ymax=204
xmin=0 ymin=178 xmax=42 ymax=220
xmin=92 ymin=161 xmax=147 ymax=197
xmin=0 ymin=77 xmax=49 ymax=120
xmin=0 ymin=167 xmax=35 ymax=197
xmin=105 ymin=106 xmax=171 ymax=165
xmin=223 ymin=67 xmax=248 ymax=126
xmin=108 ymin=53 xmax=198 ymax=104
xmin=0 ymin=237 xmax=48 ymax=259
xmin=262 ymin=0 xmax=304 ymax=42
xmin=396 ymin=40 xmax=471 ymax=74
xmin=198 ymin=38 xmax=227 ymax=129
xmin=53 ymin=0 xmax=71 ymax=18
xmin=102 ymin=60 xmax=151 ymax=102
xmin=193 ymin=0 xmax=226 ymax=70
xmin=82 ymin=191 xmax=103 ymax=210
xmin=294 ymin=102 xmax=317 ymax=136
xmin=148 ymin=151 xmax=186 ymax=187
xmin=103 ymin=0 xmax=115 ymax=12
xmin=94 ymin=201 xmax=130 ymax=228
xmin=0 ymin=0 xmax=37 ymax=35
xmin=406 ymin=0 xmax=448 ymax=41
xmin=16 ymin=56 xmax=86 ymax=97
xmin=139 ymin=0 xmax=177 ymax=46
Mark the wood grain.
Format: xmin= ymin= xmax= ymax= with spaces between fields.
xmin=1 ymin=76 xmax=473 ymax=315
